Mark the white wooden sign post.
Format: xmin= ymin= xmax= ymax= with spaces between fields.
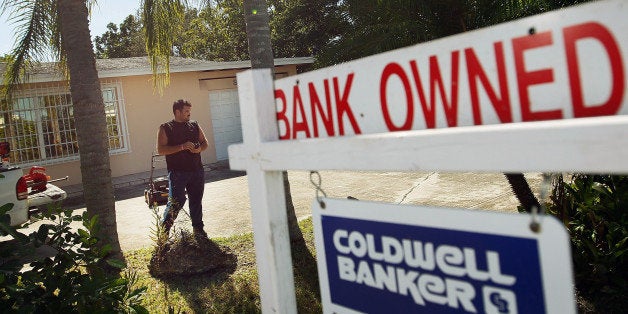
xmin=229 ymin=0 xmax=628 ymax=312
xmin=232 ymin=70 xmax=296 ymax=313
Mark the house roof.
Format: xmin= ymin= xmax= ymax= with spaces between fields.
xmin=0 ymin=56 xmax=314 ymax=83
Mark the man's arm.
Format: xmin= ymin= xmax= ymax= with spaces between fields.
xmin=156 ymin=125 xmax=194 ymax=155
xmin=188 ymin=126 xmax=209 ymax=154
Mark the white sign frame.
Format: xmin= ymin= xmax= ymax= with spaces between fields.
xmin=269 ymin=0 xmax=628 ymax=140
xmin=312 ymin=198 xmax=575 ymax=313
xmin=229 ymin=1 xmax=627 ymax=312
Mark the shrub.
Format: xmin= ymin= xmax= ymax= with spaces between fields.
xmin=549 ymin=174 xmax=628 ymax=312
xmin=0 ymin=204 xmax=147 ymax=313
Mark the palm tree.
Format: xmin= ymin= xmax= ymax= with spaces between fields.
xmin=242 ymin=0 xmax=303 ymax=242
xmin=1 ymin=0 xmax=121 ymax=261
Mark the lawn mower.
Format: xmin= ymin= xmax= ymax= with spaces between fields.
xmin=144 ymin=154 xmax=169 ymax=208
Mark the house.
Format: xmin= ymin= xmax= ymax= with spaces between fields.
xmin=0 ymin=56 xmax=313 ymax=194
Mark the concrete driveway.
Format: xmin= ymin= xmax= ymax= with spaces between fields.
xmin=14 ymin=165 xmax=544 ymax=252
xmin=112 ymin=167 xmax=542 ymax=251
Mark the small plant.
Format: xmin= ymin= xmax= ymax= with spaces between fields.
xmin=149 ymin=205 xmax=170 ymax=253
xmin=123 ymin=218 xmax=320 ymax=313
xmin=548 ymin=174 xmax=628 ymax=312
xmin=0 ymin=203 xmax=148 ymax=313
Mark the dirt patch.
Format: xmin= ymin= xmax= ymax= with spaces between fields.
xmin=149 ymin=230 xmax=236 ymax=277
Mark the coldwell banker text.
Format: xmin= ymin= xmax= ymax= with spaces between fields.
xmin=333 ymin=229 xmax=516 ymax=313
xmin=322 ymin=216 xmax=545 ymax=313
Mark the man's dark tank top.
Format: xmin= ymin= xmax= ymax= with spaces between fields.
xmin=161 ymin=120 xmax=203 ymax=171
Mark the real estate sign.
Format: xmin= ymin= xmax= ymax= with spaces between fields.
xmin=229 ymin=1 xmax=627 ymax=312
xmin=273 ymin=0 xmax=627 ymax=140
xmin=313 ymin=198 xmax=575 ymax=314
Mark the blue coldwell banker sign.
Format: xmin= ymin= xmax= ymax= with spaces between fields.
xmin=312 ymin=198 xmax=575 ymax=314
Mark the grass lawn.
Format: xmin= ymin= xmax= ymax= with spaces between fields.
xmin=123 ymin=214 xmax=613 ymax=313
xmin=124 ymin=217 xmax=322 ymax=313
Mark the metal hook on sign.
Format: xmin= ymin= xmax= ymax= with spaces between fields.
xmin=529 ymin=205 xmax=542 ymax=233
xmin=530 ymin=173 xmax=552 ymax=233
xmin=309 ymin=171 xmax=327 ymax=209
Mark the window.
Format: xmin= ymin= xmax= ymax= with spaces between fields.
xmin=0 ymin=81 xmax=129 ymax=166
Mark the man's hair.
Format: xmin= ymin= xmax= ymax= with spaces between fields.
xmin=172 ymin=99 xmax=192 ymax=114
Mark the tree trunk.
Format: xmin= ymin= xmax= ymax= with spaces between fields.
xmin=57 ymin=0 xmax=122 ymax=261
xmin=242 ymin=0 xmax=318 ymax=308
xmin=505 ymin=173 xmax=540 ymax=213
xmin=243 ymin=0 xmax=302 ymax=242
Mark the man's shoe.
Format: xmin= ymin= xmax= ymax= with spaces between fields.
xmin=193 ymin=228 xmax=208 ymax=238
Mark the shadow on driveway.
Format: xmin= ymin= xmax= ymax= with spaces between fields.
xmin=63 ymin=163 xmax=246 ymax=209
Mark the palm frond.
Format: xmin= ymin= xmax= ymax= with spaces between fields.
xmin=142 ymin=0 xmax=188 ymax=92
xmin=49 ymin=0 xmax=68 ymax=81
xmin=1 ymin=0 xmax=57 ymax=98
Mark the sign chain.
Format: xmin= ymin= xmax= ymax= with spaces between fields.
xmin=530 ymin=173 xmax=553 ymax=233
xmin=309 ymin=171 xmax=327 ymax=208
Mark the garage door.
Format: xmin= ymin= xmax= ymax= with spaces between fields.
xmin=209 ymin=89 xmax=242 ymax=160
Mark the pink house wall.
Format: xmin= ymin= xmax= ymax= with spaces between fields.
xmin=41 ymin=64 xmax=299 ymax=189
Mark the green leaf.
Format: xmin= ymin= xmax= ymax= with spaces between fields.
xmin=615 ymin=236 xmax=628 ymax=249
xmin=100 ymin=243 xmax=112 ymax=256
xmin=129 ymin=286 xmax=148 ymax=297
xmin=0 ymin=202 xmax=14 ymax=214
xmin=0 ymin=213 xmax=11 ymax=228
xmin=36 ymin=224 xmax=51 ymax=242
xmin=613 ymin=248 xmax=627 ymax=258
xmin=77 ymin=229 xmax=90 ymax=238
xmin=106 ymin=258 xmax=126 ymax=269
xmin=0 ymin=221 xmax=28 ymax=241
xmin=90 ymin=215 xmax=98 ymax=229
xmin=129 ymin=304 xmax=149 ymax=314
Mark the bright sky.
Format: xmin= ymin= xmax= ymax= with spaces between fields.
xmin=0 ymin=0 xmax=142 ymax=58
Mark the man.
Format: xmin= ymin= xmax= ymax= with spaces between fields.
xmin=157 ymin=99 xmax=209 ymax=237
